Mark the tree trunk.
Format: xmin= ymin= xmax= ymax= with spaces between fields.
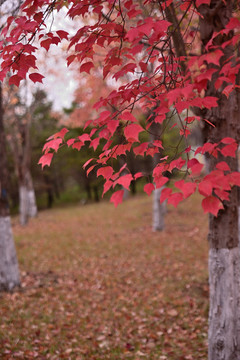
xmin=19 ymin=170 xmax=37 ymax=226
xmin=152 ymin=187 xmax=166 ymax=231
xmin=206 ymin=93 xmax=240 ymax=359
xmin=0 ymin=83 xmax=20 ymax=291
xmin=0 ymin=216 xmax=20 ymax=291
xmin=150 ymin=122 xmax=166 ymax=231
xmin=199 ymin=1 xmax=240 ymax=357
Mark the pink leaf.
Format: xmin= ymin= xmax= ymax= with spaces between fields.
xmin=144 ymin=183 xmax=155 ymax=196
xmin=115 ymin=174 xmax=133 ymax=190
xmin=221 ymin=137 xmax=236 ymax=145
xmin=38 ymin=153 xmax=53 ymax=169
xmin=175 ymin=180 xmax=197 ymax=199
xmin=56 ymin=30 xmax=69 ymax=40
xmin=43 ymin=138 xmax=62 ymax=152
xmin=9 ymin=75 xmax=23 ymax=87
xmin=80 ymin=61 xmax=94 ymax=74
xmin=124 ymin=123 xmax=143 ymax=142
xmin=67 ymin=138 xmax=75 ymax=147
xmin=160 ymin=187 xmax=172 ymax=203
xmin=221 ymin=143 xmax=237 ymax=157
xmin=97 ymin=166 xmax=113 ymax=179
xmin=110 ymin=190 xmax=124 ymax=207
xmin=168 ymin=192 xmax=184 ymax=207
xmin=103 ymin=180 xmax=113 ymax=196
xmin=134 ymin=172 xmax=142 ymax=180
xmin=86 ymin=165 xmax=96 ymax=176
xmin=47 ymin=128 xmax=69 ymax=140
xmin=90 ymin=138 xmax=100 ymax=151
xmin=29 ymin=73 xmax=44 ymax=83
xmin=72 ymin=142 xmax=83 ymax=151
xmin=107 ymin=120 xmax=119 ymax=135
xmin=120 ymin=112 xmax=137 ymax=122
xmin=228 ymin=172 xmax=240 ymax=187
xmin=154 ymin=176 xmax=169 ymax=189
xmin=216 ymin=162 xmax=231 ymax=171
xmin=198 ymin=179 xmax=213 ymax=197
xmin=202 ymin=196 xmax=224 ymax=216
xmin=83 ymin=158 xmax=94 ymax=169
xmin=196 ymin=0 xmax=211 ymax=7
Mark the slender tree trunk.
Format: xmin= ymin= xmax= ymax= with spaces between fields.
xmin=152 ymin=187 xmax=166 ymax=231
xmin=0 ymin=83 xmax=20 ymax=291
xmin=150 ymin=122 xmax=166 ymax=231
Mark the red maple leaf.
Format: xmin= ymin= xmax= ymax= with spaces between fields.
xmin=202 ymin=196 xmax=224 ymax=216
xmin=110 ymin=190 xmax=124 ymax=207
xmin=38 ymin=153 xmax=54 ymax=169
xmin=144 ymin=183 xmax=155 ymax=196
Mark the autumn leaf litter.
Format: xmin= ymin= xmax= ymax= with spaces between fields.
xmin=0 ymin=194 xmax=208 ymax=359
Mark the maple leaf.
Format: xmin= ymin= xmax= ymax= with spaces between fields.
xmin=144 ymin=183 xmax=155 ymax=196
xmin=133 ymin=142 xmax=148 ymax=156
xmin=175 ymin=180 xmax=197 ymax=199
xmin=202 ymin=196 xmax=224 ymax=216
xmin=72 ymin=142 xmax=83 ymax=151
xmin=56 ymin=30 xmax=69 ymax=40
xmin=120 ymin=112 xmax=137 ymax=122
xmin=78 ymin=134 xmax=91 ymax=143
xmin=9 ymin=74 xmax=23 ymax=87
xmin=43 ymin=138 xmax=62 ymax=152
xmin=47 ymin=128 xmax=69 ymax=140
xmin=38 ymin=153 xmax=54 ymax=169
xmin=221 ymin=143 xmax=237 ymax=157
xmin=154 ymin=176 xmax=169 ymax=189
xmin=221 ymin=137 xmax=236 ymax=145
xmin=134 ymin=172 xmax=142 ymax=180
xmin=102 ymin=179 xmax=113 ymax=196
xmin=198 ymin=180 xmax=213 ymax=197
xmin=110 ymin=190 xmax=124 ymax=207
xmin=97 ymin=166 xmax=113 ymax=180
xmin=216 ymin=162 xmax=231 ymax=172
xmin=67 ymin=139 xmax=75 ymax=147
xmin=41 ymin=38 xmax=52 ymax=51
xmin=227 ymin=172 xmax=240 ymax=187
xmin=124 ymin=124 xmax=143 ymax=142
xmin=86 ymin=165 xmax=96 ymax=176
xmin=90 ymin=138 xmax=100 ymax=151
xmin=80 ymin=62 xmax=94 ymax=74
xmin=168 ymin=193 xmax=184 ymax=207
xmin=29 ymin=73 xmax=44 ymax=83
xmin=107 ymin=120 xmax=119 ymax=135
xmin=160 ymin=188 xmax=172 ymax=203
xmin=83 ymin=158 xmax=94 ymax=169
xmin=115 ymin=174 xmax=133 ymax=190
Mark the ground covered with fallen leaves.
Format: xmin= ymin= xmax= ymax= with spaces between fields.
xmin=0 ymin=194 xmax=209 ymax=359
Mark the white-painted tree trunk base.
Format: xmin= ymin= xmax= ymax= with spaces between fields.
xmin=208 ymin=248 xmax=240 ymax=360
xmin=0 ymin=216 xmax=20 ymax=291
xmin=28 ymin=189 xmax=37 ymax=218
xmin=19 ymin=186 xmax=38 ymax=225
xmin=152 ymin=187 xmax=166 ymax=231
xmin=19 ymin=186 xmax=29 ymax=226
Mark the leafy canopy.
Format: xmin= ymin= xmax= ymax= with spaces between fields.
xmin=1 ymin=0 xmax=240 ymax=215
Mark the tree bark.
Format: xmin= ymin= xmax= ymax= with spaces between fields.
xmin=199 ymin=1 xmax=240 ymax=358
xmin=152 ymin=187 xmax=166 ymax=231
xmin=19 ymin=170 xmax=37 ymax=226
xmin=0 ymin=83 xmax=20 ymax=291
xmin=150 ymin=122 xmax=166 ymax=231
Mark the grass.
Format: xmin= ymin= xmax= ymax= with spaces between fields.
xmin=0 ymin=193 xmax=208 ymax=359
